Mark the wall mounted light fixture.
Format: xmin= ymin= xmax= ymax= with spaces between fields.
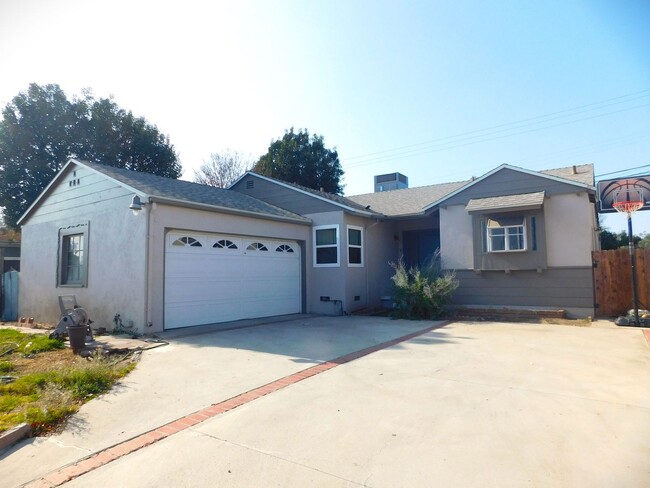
xmin=129 ymin=195 xmax=146 ymax=215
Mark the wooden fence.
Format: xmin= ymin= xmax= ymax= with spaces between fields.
xmin=592 ymin=248 xmax=650 ymax=317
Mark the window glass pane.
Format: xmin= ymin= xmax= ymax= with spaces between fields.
xmin=348 ymin=228 xmax=361 ymax=246
xmin=349 ymin=247 xmax=361 ymax=264
xmin=316 ymin=247 xmax=338 ymax=264
xmin=316 ymin=228 xmax=337 ymax=246
xmin=63 ymin=233 xmax=84 ymax=284
xmin=490 ymin=235 xmax=505 ymax=251
xmin=507 ymin=226 xmax=524 ymax=250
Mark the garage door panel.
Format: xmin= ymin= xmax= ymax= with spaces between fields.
xmin=165 ymin=231 xmax=301 ymax=329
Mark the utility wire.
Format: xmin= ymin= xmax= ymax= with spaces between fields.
xmin=343 ymin=101 xmax=650 ymax=169
xmin=342 ymin=88 xmax=650 ymax=168
xmin=596 ymin=164 xmax=650 ymax=178
xmin=344 ymin=88 xmax=650 ymax=162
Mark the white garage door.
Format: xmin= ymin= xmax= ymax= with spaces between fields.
xmin=164 ymin=231 xmax=301 ymax=329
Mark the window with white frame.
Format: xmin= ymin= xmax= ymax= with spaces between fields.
xmin=347 ymin=226 xmax=363 ymax=266
xmin=58 ymin=224 xmax=88 ymax=286
xmin=485 ymin=217 xmax=526 ymax=252
xmin=313 ymin=225 xmax=339 ymax=266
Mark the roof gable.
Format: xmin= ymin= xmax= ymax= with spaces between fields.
xmin=231 ymin=172 xmax=380 ymax=217
xmin=345 ymin=163 xmax=594 ymax=217
xmin=18 ymin=159 xmax=311 ymax=226
xmin=424 ymin=163 xmax=594 ymax=210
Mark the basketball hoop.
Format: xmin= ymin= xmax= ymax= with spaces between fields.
xmin=612 ymin=188 xmax=644 ymax=217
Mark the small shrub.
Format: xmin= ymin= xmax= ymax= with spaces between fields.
xmin=390 ymin=253 xmax=459 ymax=320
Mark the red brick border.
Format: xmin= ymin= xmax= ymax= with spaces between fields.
xmin=23 ymin=321 xmax=448 ymax=487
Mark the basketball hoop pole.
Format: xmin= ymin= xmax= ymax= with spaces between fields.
xmin=611 ymin=186 xmax=643 ymax=327
xmin=626 ymin=214 xmax=641 ymax=327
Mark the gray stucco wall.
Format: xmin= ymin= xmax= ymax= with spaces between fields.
xmin=19 ymin=165 xmax=148 ymax=329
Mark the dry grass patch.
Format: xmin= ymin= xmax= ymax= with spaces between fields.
xmin=1 ymin=329 xmax=136 ymax=435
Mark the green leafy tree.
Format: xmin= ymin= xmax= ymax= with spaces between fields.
xmin=0 ymin=83 xmax=181 ymax=228
xmin=600 ymin=229 xmax=620 ymax=250
xmin=253 ymin=128 xmax=344 ymax=194
xmin=638 ymin=232 xmax=650 ymax=249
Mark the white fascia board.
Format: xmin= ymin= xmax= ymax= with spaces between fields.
xmin=149 ymin=196 xmax=312 ymax=225
xmin=423 ymin=164 xmax=594 ymax=212
xmin=239 ymin=172 xmax=377 ymax=217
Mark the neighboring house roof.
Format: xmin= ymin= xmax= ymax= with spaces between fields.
xmin=19 ymin=160 xmax=311 ymax=225
xmin=232 ymin=171 xmax=382 ymax=217
xmin=539 ymin=164 xmax=594 ymax=187
xmin=347 ymin=180 xmax=470 ymax=217
xmin=347 ymin=163 xmax=594 ymax=217
xmin=465 ymin=191 xmax=546 ymax=213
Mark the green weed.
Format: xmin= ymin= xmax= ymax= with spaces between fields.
xmin=0 ymin=329 xmax=64 ymax=355
xmin=0 ymin=342 xmax=136 ymax=434
xmin=0 ymin=360 xmax=14 ymax=373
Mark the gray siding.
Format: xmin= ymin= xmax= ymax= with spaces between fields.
xmin=451 ymin=267 xmax=595 ymax=317
xmin=471 ymin=210 xmax=547 ymax=270
xmin=443 ymin=168 xmax=588 ymax=206
xmin=232 ymin=176 xmax=341 ymax=215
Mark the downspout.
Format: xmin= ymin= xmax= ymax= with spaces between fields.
xmin=144 ymin=199 xmax=152 ymax=331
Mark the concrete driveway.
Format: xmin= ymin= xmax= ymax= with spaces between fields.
xmin=2 ymin=317 xmax=650 ymax=487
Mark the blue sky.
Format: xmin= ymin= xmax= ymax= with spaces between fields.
xmin=1 ymin=0 xmax=649 ymax=233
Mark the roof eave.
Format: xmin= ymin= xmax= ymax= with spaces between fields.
xmin=149 ymin=196 xmax=312 ymax=225
xmin=423 ymin=164 xmax=595 ymax=212
xmin=17 ymin=158 xmax=76 ymax=226
xmin=241 ymin=172 xmax=378 ymax=217
xmin=19 ymin=158 xmax=150 ymax=226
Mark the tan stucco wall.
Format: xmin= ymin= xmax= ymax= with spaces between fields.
xmin=544 ymin=193 xmax=595 ymax=267
xmin=440 ymin=205 xmax=474 ymax=269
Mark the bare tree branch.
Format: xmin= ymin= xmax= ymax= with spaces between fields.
xmin=193 ymin=149 xmax=253 ymax=188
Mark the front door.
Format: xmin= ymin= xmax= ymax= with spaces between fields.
xmin=402 ymin=229 xmax=440 ymax=269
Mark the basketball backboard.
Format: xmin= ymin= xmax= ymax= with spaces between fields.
xmin=597 ymin=175 xmax=650 ymax=214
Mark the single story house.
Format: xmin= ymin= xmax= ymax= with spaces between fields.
xmin=17 ymin=159 xmax=598 ymax=332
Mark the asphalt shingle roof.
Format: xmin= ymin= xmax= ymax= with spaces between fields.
xmin=81 ymin=161 xmax=311 ymax=223
xmin=540 ymin=163 xmax=594 ymax=186
xmin=348 ymin=163 xmax=594 ymax=217
xmin=248 ymin=172 xmax=383 ymax=216
xmin=347 ymin=180 xmax=470 ymax=217
xmin=465 ymin=191 xmax=546 ymax=213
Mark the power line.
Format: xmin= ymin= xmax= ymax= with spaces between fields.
xmin=343 ymin=101 xmax=650 ymax=169
xmin=596 ymin=164 xmax=650 ymax=178
xmin=342 ymin=88 xmax=650 ymax=168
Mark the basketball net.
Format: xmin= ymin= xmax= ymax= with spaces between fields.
xmin=612 ymin=188 xmax=644 ymax=217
